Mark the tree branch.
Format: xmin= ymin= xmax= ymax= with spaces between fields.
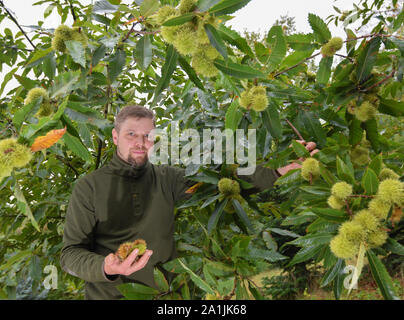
xmin=0 ymin=0 xmax=37 ymax=50
xmin=274 ymin=52 xmax=321 ymax=78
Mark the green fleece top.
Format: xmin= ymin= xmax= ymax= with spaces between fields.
xmin=60 ymin=149 xmax=280 ymax=300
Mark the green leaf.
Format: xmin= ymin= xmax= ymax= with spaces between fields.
xmin=316 ymin=56 xmax=333 ymax=84
xmin=287 ymin=33 xmax=315 ymax=51
xmin=311 ymin=208 xmax=349 ymax=223
xmin=361 ymin=167 xmax=379 ymax=195
xmin=367 ymin=249 xmax=400 ymax=300
xmin=217 ymin=25 xmax=254 ymax=58
xmin=43 ymin=54 xmax=56 ymax=80
xmin=364 ymin=118 xmax=380 ymax=153
xmin=319 ymin=162 xmax=337 ymax=186
xmin=0 ymin=250 xmax=32 ymax=271
xmin=204 ymin=260 xmax=234 ymax=277
xmin=93 ymin=0 xmax=119 ymax=14
xmin=286 ymin=232 xmax=333 ymax=247
xmin=209 ymin=0 xmax=251 ymax=16
xmin=356 ymin=37 xmax=381 ymax=83
xmin=292 ymin=140 xmax=310 ymax=158
xmin=300 ymin=111 xmax=327 ymax=147
xmin=336 ymin=156 xmax=355 ymax=184
xmin=14 ymin=75 xmax=37 ymax=90
xmin=62 ymin=132 xmax=92 ymax=162
xmin=50 ymin=71 xmax=81 ymax=98
xmin=153 ymin=268 xmax=169 ymax=292
xmin=178 ymin=258 xmax=215 ymax=294
xmin=207 ymin=198 xmax=228 ymax=234
xmin=378 ymin=98 xmax=404 ymax=117
xmin=65 ymin=40 xmax=86 ymax=68
xmin=321 ymin=259 xmax=344 ymax=287
xmin=108 ymin=49 xmax=126 ymax=82
xmin=225 ymin=99 xmax=243 ymax=131
xmin=308 ymin=13 xmax=331 ymax=43
xmin=178 ymin=55 xmax=204 ymax=90
xmin=245 ymin=247 xmax=288 ymax=262
xmin=268 ymin=228 xmax=300 ymax=238
xmin=0 ymin=67 xmax=18 ymax=97
xmin=134 ymin=35 xmax=152 ymax=70
xmin=232 ymin=198 xmax=254 ymax=233
xmin=214 ymin=59 xmax=266 ymax=79
xmin=266 ymin=25 xmax=287 ymax=68
xmin=25 ymin=47 xmax=53 ymax=67
xmin=152 ymin=45 xmax=178 ymax=106
xmin=204 ymin=24 xmax=227 ymax=59
xmin=368 ymin=154 xmax=382 ymax=177
xmin=261 ymin=101 xmax=282 ymax=139
xmin=162 ymin=12 xmax=195 ymax=26
xmin=13 ymin=98 xmax=42 ymax=131
xmin=139 ymin=0 xmax=159 ymax=16
xmin=13 ymin=182 xmax=40 ymax=232
xmin=197 ymin=0 xmax=222 ymax=11
xmin=333 ymin=262 xmax=345 ymax=300
xmin=348 ymin=118 xmax=363 ymax=145
xmin=117 ymin=283 xmax=159 ymax=299
xmin=288 ymin=244 xmax=324 ymax=266
xmin=384 ymin=238 xmax=404 ymax=256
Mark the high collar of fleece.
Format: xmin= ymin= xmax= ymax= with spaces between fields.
xmin=108 ymin=149 xmax=151 ymax=179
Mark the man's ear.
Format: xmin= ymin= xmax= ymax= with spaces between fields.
xmin=112 ymin=128 xmax=118 ymax=145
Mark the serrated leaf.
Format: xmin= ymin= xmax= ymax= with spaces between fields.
xmin=266 ymin=25 xmax=287 ymax=68
xmin=139 ymin=0 xmax=159 ymax=16
xmin=367 ymin=249 xmax=400 ymax=300
xmin=225 ymin=99 xmax=242 ymax=131
xmin=361 ymin=167 xmax=379 ymax=195
xmin=207 ymin=198 xmax=228 ymax=234
xmin=217 ymin=25 xmax=254 ymax=58
xmin=287 ymin=232 xmax=333 ymax=247
xmin=336 ymin=156 xmax=355 ymax=184
xmin=178 ymin=259 xmax=215 ymax=294
xmin=93 ymin=0 xmax=119 ymax=14
xmin=308 ymin=13 xmax=331 ymax=43
xmin=178 ymin=56 xmax=204 ymax=90
xmin=292 ymin=139 xmax=310 ymax=158
xmin=356 ymin=37 xmax=381 ymax=83
xmin=311 ymin=208 xmax=349 ymax=223
xmin=316 ymin=56 xmax=333 ymax=84
xmin=245 ymin=247 xmax=288 ymax=262
xmin=162 ymin=12 xmax=195 ymax=26
xmin=300 ymin=110 xmax=327 ymax=148
xmin=321 ymin=259 xmax=344 ymax=288
xmin=117 ymin=283 xmax=159 ymax=299
xmin=378 ymin=98 xmax=404 ymax=117
xmin=62 ymin=132 xmax=92 ymax=162
xmin=364 ymin=118 xmax=380 ymax=153
xmin=384 ymin=238 xmax=404 ymax=256
xmin=232 ymin=198 xmax=254 ymax=233
xmin=197 ymin=0 xmax=222 ymax=11
xmin=214 ymin=59 xmax=266 ymax=79
xmin=288 ymin=244 xmax=324 ymax=266
xmin=50 ymin=71 xmax=81 ymax=98
xmin=25 ymin=47 xmax=53 ymax=67
xmin=348 ymin=118 xmax=363 ymax=145
xmin=108 ymin=49 xmax=126 ymax=82
xmin=261 ymin=101 xmax=282 ymax=139
xmin=204 ymin=24 xmax=227 ymax=59
xmin=65 ymin=40 xmax=86 ymax=67
xmin=209 ymin=0 xmax=251 ymax=16
xmin=134 ymin=35 xmax=152 ymax=70
xmin=13 ymin=182 xmax=40 ymax=232
xmin=152 ymin=45 xmax=178 ymax=106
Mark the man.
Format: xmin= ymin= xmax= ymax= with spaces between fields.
xmin=60 ymin=105 xmax=317 ymax=299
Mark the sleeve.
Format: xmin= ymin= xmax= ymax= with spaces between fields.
xmin=236 ymin=164 xmax=281 ymax=193
xmin=169 ymin=166 xmax=198 ymax=204
xmin=60 ymin=177 xmax=120 ymax=283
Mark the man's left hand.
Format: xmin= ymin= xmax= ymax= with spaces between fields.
xmin=276 ymin=140 xmax=320 ymax=176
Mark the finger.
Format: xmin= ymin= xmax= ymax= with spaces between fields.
xmin=305 ymin=142 xmax=317 ymax=151
xmin=122 ymin=248 xmax=139 ymax=268
xmin=105 ymin=253 xmax=117 ymax=266
xmin=310 ymin=149 xmax=320 ymax=156
xmin=131 ymin=250 xmax=153 ymax=273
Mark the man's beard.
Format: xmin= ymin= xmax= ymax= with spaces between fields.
xmin=117 ymin=147 xmax=148 ymax=168
xmin=127 ymin=152 xmax=148 ymax=168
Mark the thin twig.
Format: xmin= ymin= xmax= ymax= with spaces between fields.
xmin=274 ymin=52 xmax=321 ymax=78
xmin=67 ymin=0 xmax=77 ymax=22
xmin=135 ymin=30 xmax=161 ymax=35
xmin=335 ymin=54 xmax=354 ymax=62
xmin=285 ymin=118 xmax=305 ymax=141
xmin=0 ymin=0 xmax=36 ymax=50
xmin=360 ymin=69 xmax=396 ymax=92
xmin=55 ymin=155 xmax=79 ymax=177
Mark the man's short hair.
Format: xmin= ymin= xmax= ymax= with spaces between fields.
xmin=114 ymin=105 xmax=156 ymax=133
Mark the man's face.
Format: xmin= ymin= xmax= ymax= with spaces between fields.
xmin=112 ymin=117 xmax=155 ymax=167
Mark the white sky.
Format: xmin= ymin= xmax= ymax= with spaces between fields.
xmin=0 ymin=0 xmax=360 ymax=95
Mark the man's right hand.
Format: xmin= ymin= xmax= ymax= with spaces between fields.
xmin=104 ymin=248 xmax=153 ymax=277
